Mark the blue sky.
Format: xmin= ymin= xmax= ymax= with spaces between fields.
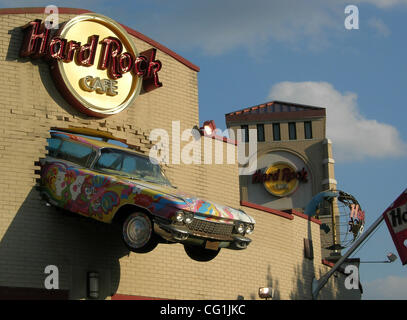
xmin=3 ymin=0 xmax=407 ymax=299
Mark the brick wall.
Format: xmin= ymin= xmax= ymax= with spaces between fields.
xmin=0 ymin=10 xmax=360 ymax=300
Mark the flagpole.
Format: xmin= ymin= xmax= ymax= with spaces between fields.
xmin=312 ymin=214 xmax=384 ymax=300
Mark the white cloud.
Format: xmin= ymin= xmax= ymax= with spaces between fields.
xmin=368 ymin=17 xmax=391 ymax=36
xmin=363 ymin=275 xmax=407 ymax=299
xmin=268 ymin=81 xmax=407 ymax=162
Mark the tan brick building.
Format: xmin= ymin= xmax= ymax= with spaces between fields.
xmin=0 ymin=7 xmax=360 ymax=300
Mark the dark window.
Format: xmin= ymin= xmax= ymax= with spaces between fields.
xmin=95 ymin=149 xmax=123 ymax=171
xmin=304 ymin=239 xmax=314 ymax=260
xmin=273 ymin=123 xmax=280 ymax=141
xmin=241 ymin=125 xmax=249 ymax=142
xmin=304 ymin=121 xmax=313 ymax=139
xmin=57 ymin=140 xmax=95 ymax=166
xmin=47 ymin=137 xmax=62 ymax=157
xmin=289 ymin=122 xmax=297 ymax=140
xmin=122 ymin=156 xmax=137 ymax=173
xmin=95 ymin=148 xmax=171 ymax=186
xmin=257 ymin=124 xmax=265 ymax=142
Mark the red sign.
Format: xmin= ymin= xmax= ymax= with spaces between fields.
xmin=383 ymin=189 xmax=407 ymax=265
xmin=350 ymin=204 xmax=365 ymax=223
xmin=252 ymin=167 xmax=308 ymax=184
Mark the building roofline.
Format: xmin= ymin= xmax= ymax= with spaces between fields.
xmin=225 ymin=110 xmax=326 ymax=124
xmin=0 ymin=7 xmax=200 ymax=72
xmin=225 ymin=100 xmax=325 ymax=117
xmin=225 ymin=100 xmax=326 ymax=124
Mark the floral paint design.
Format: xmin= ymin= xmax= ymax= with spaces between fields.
xmin=41 ymin=161 xmax=180 ymax=222
xmin=41 ymin=160 xmax=253 ymax=224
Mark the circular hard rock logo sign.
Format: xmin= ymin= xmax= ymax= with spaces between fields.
xmin=20 ymin=13 xmax=162 ymax=117
xmin=264 ymin=163 xmax=299 ymax=197
xmin=250 ymin=162 xmax=308 ymax=197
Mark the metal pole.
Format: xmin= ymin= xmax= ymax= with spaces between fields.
xmin=331 ymin=198 xmax=338 ymax=255
xmin=312 ymin=213 xmax=384 ymax=300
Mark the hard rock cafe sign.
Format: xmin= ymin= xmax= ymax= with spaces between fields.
xmin=252 ymin=162 xmax=308 ymax=197
xmin=19 ymin=13 xmax=162 ymax=117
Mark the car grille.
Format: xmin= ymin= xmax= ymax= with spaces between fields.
xmin=187 ymin=219 xmax=234 ymax=239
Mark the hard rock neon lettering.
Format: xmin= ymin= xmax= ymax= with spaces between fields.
xmin=252 ymin=167 xmax=308 ymax=184
xmin=19 ymin=19 xmax=163 ymax=92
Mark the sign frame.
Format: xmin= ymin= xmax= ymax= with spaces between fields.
xmin=383 ymin=189 xmax=407 ymax=265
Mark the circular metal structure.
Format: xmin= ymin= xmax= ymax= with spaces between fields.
xmin=336 ymin=190 xmax=365 ymax=248
xmin=307 ymin=189 xmax=366 ymax=250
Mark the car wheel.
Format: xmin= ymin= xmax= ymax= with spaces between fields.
xmin=122 ymin=212 xmax=158 ymax=253
xmin=184 ymin=245 xmax=220 ymax=262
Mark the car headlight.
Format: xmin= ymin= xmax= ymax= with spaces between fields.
xmin=175 ymin=211 xmax=184 ymax=223
xmin=236 ymin=222 xmax=245 ymax=234
xmin=246 ymin=224 xmax=254 ymax=234
xmin=184 ymin=212 xmax=194 ymax=224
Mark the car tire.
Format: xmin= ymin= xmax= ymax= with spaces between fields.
xmin=184 ymin=245 xmax=220 ymax=262
xmin=122 ymin=212 xmax=158 ymax=253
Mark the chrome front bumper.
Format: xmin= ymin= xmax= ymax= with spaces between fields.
xmin=154 ymin=219 xmax=252 ymax=250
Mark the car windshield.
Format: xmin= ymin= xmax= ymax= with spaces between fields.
xmin=94 ymin=148 xmax=172 ymax=186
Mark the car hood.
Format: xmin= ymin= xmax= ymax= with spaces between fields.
xmin=185 ymin=197 xmax=254 ymax=224
xmin=120 ymin=178 xmax=255 ymax=224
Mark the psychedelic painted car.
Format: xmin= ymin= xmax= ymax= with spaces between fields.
xmin=40 ymin=131 xmax=255 ymax=261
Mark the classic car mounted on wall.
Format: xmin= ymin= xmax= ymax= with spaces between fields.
xmin=39 ymin=131 xmax=255 ymax=261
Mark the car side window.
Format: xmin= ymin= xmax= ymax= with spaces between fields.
xmin=122 ymin=155 xmax=137 ymax=173
xmin=95 ymin=150 xmax=123 ymax=171
xmin=47 ymin=137 xmax=62 ymax=157
xmin=57 ymin=140 xmax=95 ymax=167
